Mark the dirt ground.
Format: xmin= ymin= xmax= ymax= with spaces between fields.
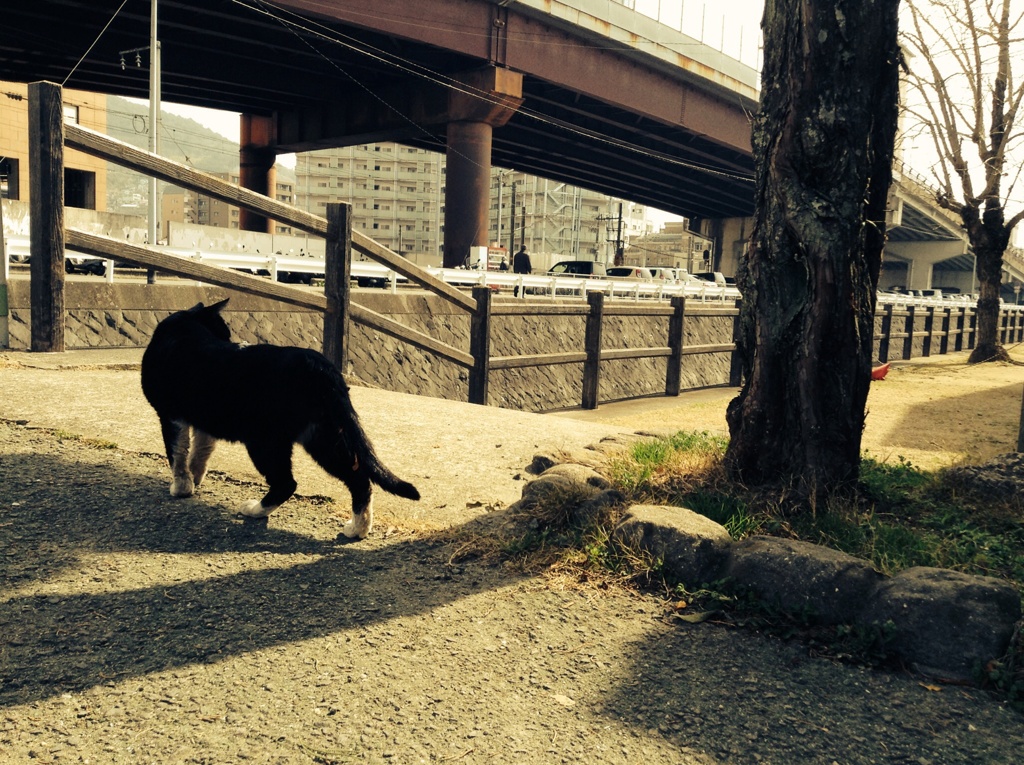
xmin=564 ymin=347 xmax=1024 ymax=472
xmin=1 ymin=348 xmax=1024 ymax=764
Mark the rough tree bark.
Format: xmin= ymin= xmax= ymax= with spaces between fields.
xmin=724 ymin=0 xmax=902 ymax=505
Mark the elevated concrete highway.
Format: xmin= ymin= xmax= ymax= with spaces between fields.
xmin=885 ymin=162 xmax=1024 ymax=294
xmin=0 ymin=0 xmax=757 ymax=228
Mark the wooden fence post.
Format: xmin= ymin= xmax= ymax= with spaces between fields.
xmin=922 ymin=305 xmax=934 ymax=357
xmin=468 ymin=286 xmax=491 ymax=405
xmin=878 ymin=303 xmax=893 ymax=363
xmin=966 ymin=305 xmax=977 ymax=349
xmin=665 ymin=296 xmax=686 ymax=396
xmin=953 ymin=306 xmax=965 ymax=352
xmin=902 ymin=305 xmax=916 ymax=360
xmin=582 ymin=290 xmax=605 ymax=409
xmin=28 ymin=81 xmax=65 ymax=352
xmin=939 ymin=307 xmax=950 ymax=355
xmin=322 ymin=202 xmax=352 ymax=371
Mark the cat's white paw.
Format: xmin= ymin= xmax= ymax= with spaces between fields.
xmin=238 ymin=499 xmax=273 ymax=518
xmin=341 ymin=512 xmax=372 ymax=539
xmin=170 ymin=476 xmax=194 ymax=497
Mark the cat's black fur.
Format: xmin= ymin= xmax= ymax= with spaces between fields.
xmin=141 ymin=299 xmax=419 ymax=538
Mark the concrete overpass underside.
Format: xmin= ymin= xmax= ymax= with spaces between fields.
xmin=1 ymin=0 xmax=757 ymax=267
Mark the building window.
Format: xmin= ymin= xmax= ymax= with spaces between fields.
xmin=0 ymin=158 xmax=20 ymax=200
xmin=64 ymin=168 xmax=95 ymax=209
xmin=62 ymin=103 xmax=79 ymax=125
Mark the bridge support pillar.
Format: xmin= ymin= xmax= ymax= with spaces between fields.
xmin=444 ymin=121 xmax=493 ymax=269
xmin=239 ymin=114 xmax=277 ymax=233
xmin=886 ymin=239 xmax=967 ymax=290
xmin=442 ymin=68 xmax=523 ymax=269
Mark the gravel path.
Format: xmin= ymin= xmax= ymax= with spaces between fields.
xmin=2 ymin=420 xmax=1022 ymax=764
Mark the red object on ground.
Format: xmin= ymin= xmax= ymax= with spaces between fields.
xmin=871 ymin=363 xmax=890 ymax=381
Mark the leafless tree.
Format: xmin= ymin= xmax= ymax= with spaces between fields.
xmin=901 ymin=0 xmax=1024 ymax=363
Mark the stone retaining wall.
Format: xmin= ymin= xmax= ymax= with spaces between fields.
xmin=5 ymin=280 xmax=735 ymax=412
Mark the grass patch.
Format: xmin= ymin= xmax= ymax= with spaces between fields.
xmin=606 ymin=433 xmax=1024 ymax=586
xmin=601 ymin=431 xmax=1024 ymax=705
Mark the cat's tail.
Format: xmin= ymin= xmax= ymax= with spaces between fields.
xmin=326 ymin=377 xmax=420 ymax=501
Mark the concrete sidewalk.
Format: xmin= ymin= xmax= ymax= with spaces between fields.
xmin=1 ymin=347 xmax=639 ymax=531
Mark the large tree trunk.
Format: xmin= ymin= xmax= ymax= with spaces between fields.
xmin=724 ymin=0 xmax=901 ymax=505
xmin=964 ymin=205 xmax=1012 ymax=364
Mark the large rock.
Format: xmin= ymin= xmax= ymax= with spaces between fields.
xmin=861 ymin=566 xmax=1022 ymax=681
xmin=540 ymin=463 xmax=611 ymax=490
xmin=614 ymin=504 xmax=732 ymax=587
xmin=724 ymin=536 xmax=885 ymax=625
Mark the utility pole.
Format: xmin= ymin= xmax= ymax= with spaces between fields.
xmin=596 ymin=202 xmax=624 ymax=265
xmin=615 ymin=201 xmax=623 ymax=265
xmin=146 ymin=0 xmax=161 ymax=283
xmin=509 ymin=182 xmax=516 ymax=252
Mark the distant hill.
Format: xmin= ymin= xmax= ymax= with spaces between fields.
xmin=104 ymin=96 xmax=295 ymax=214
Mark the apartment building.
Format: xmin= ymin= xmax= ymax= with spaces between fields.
xmin=294 ymin=143 xmax=652 ymax=270
xmin=161 ymin=172 xmax=296 ymax=235
xmin=295 ymin=145 xmax=444 ymax=264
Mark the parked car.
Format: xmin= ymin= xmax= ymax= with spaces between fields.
xmin=649 ymin=267 xmax=680 ymax=282
xmin=547 ymin=260 xmax=607 ymax=278
xmin=65 ymin=256 xmax=108 ymax=276
xmin=607 ymin=266 xmax=654 ymax=280
xmin=693 ymin=271 xmax=728 ymax=286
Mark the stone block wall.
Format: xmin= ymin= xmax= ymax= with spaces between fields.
xmin=6 ymin=280 xmax=737 ymax=412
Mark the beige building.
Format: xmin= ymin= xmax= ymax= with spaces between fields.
xmin=627 ymin=220 xmax=716 ymax=273
xmin=0 ymin=81 xmax=108 ymax=209
xmin=161 ymin=172 xmax=295 ymax=235
xmin=295 ymin=145 xmax=445 ymax=263
xmin=294 ymin=143 xmax=652 ymax=270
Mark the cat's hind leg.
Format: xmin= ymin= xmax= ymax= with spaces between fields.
xmin=188 ymin=429 xmax=217 ymax=489
xmin=302 ymin=426 xmax=373 ymax=538
xmin=160 ymin=418 xmax=196 ymax=497
xmin=238 ymin=440 xmax=297 ymax=518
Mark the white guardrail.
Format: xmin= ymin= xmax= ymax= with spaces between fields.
xmin=7 ymin=235 xmax=1024 ymax=310
xmin=3 ymin=235 xmax=742 ymax=304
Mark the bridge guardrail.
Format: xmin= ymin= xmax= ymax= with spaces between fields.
xmin=4 ymin=234 xmax=741 ymax=304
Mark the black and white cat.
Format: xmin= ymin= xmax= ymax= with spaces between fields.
xmin=141 ymin=299 xmax=419 ymax=538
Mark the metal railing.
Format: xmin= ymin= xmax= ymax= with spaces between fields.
xmin=6 ymin=233 xmax=740 ymax=304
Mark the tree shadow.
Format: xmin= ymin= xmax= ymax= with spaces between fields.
xmin=0 ymin=446 xmax=520 ymax=707
xmin=599 ymin=619 xmax=1024 ymax=763
xmin=871 ymin=382 xmax=1021 ymax=456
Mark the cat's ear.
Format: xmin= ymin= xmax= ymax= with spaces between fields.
xmin=207 ymin=298 xmax=230 ymax=313
xmin=187 ymin=301 xmax=207 ymax=312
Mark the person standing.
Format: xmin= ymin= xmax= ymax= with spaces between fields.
xmin=512 ymin=246 xmax=532 ymax=274
xmin=512 ymin=246 xmax=532 ymax=297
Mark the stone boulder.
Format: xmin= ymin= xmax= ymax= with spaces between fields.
xmin=724 ymin=536 xmax=885 ymax=625
xmin=945 ymin=453 xmax=1024 ymax=500
xmin=861 ymin=566 xmax=1022 ymax=681
xmin=614 ymin=504 xmax=732 ymax=587
xmin=540 ymin=463 xmax=611 ymax=490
